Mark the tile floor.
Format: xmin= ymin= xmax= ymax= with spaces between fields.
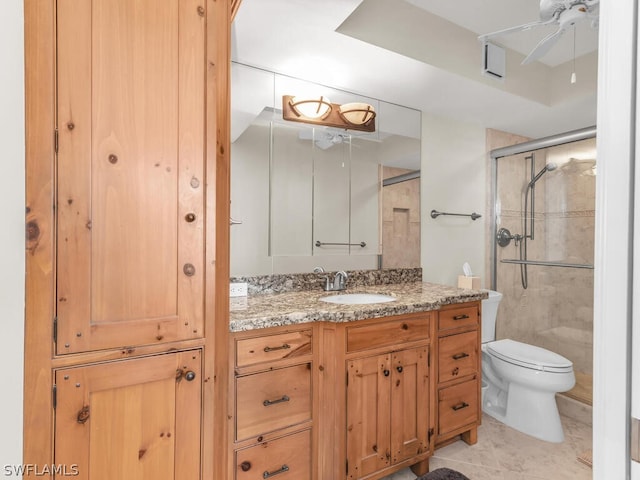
xmin=382 ymin=413 xmax=592 ymax=480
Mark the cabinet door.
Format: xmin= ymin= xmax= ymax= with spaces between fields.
xmin=346 ymin=354 xmax=391 ymax=479
xmin=55 ymin=0 xmax=205 ymax=354
xmin=390 ymin=347 xmax=430 ymax=464
xmin=54 ymin=350 xmax=201 ymax=480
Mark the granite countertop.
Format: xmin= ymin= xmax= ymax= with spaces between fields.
xmin=229 ymin=282 xmax=488 ymax=332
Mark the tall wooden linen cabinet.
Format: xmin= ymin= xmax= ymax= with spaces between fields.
xmin=24 ymin=1 xmax=233 ymax=479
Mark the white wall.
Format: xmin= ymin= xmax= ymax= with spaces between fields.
xmin=1 ymin=1 xmax=25 ymax=468
xmin=421 ymin=113 xmax=487 ymax=287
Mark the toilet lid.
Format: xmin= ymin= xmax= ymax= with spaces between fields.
xmin=486 ymin=339 xmax=573 ymax=373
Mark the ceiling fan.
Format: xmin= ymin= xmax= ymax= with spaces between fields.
xmin=478 ymin=0 xmax=599 ymax=65
xmin=298 ymin=129 xmax=352 ymax=150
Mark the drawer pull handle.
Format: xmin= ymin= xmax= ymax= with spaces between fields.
xmin=452 ymin=402 xmax=470 ymax=411
xmin=263 ymin=395 xmax=290 ymax=407
xmin=263 ymin=464 xmax=289 ymax=478
xmin=453 ymin=314 xmax=470 ymax=320
xmin=263 ymin=344 xmax=291 ymax=353
xmin=452 ymin=352 xmax=470 ymax=360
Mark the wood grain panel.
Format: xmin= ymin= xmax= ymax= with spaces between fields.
xmin=346 ymin=316 xmax=430 ymax=353
xmin=438 ymin=306 xmax=478 ymax=331
xmin=90 ymin=0 xmax=179 ymax=321
xmin=346 ymin=354 xmax=391 ymax=479
xmin=235 ymin=430 xmax=311 ymax=480
xmin=56 ymin=0 xmax=206 ymax=353
xmin=177 ymin=0 xmax=206 ymax=339
xmin=437 ymin=331 xmax=479 ymax=383
xmin=437 ymin=378 xmax=478 ymax=436
xmin=390 ymin=347 xmax=429 ymax=464
xmin=24 ymin=0 xmax=56 ymax=472
xmin=235 ymin=330 xmax=313 ymax=367
xmin=54 ymin=351 xmax=201 ymax=480
xmin=236 ymin=363 xmax=312 ymax=440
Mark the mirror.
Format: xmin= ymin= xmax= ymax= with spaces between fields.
xmin=230 ymin=63 xmax=421 ymax=276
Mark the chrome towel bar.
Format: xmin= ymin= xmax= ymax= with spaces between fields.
xmin=315 ymin=241 xmax=366 ymax=247
xmin=501 ymin=259 xmax=594 ymax=269
xmin=430 ymin=209 xmax=482 ymax=221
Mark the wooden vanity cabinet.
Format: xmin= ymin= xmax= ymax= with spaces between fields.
xmin=435 ymin=303 xmax=482 ymax=447
xmin=227 ymin=302 xmax=482 ymax=480
xmin=342 ymin=314 xmax=433 ymax=480
xmin=230 ymin=326 xmax=316 ymax=480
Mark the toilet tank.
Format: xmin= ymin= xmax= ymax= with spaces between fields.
xmin=481 ymin=290 xmax=503 ymax=343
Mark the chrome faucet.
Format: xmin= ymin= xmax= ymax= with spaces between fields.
xmin=323 ymin=270 xmax=348 ymax=291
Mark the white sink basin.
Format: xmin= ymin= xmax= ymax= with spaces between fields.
xmin=319 ymin=293 xmax=397 ymax=305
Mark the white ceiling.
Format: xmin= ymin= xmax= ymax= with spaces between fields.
xmin=405 ymin=0 xmax=599 ymax=67
xmin=232 ymin=0 xmax=598 ymax=139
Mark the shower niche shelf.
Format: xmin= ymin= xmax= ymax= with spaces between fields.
xmin=500 ymin=259 xmax=594 ymax=269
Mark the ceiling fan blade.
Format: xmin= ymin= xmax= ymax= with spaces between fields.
xmin=478 ymin=17 xmax=557 ymax=43
xmin=521 ymin=26 xmax=566 ymax=65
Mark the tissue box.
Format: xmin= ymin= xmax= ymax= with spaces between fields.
xmin=457 ymin=275 xmax=481 ymax=289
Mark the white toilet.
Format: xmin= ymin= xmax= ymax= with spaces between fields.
xmin=481 ymin=290 xmax=575 ymax=443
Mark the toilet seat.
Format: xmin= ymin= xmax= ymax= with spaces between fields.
xmin=486 ymin=339 xmax=573 ymax=373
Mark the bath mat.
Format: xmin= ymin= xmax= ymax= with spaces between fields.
xmin=415 ymin=467 xmax=471 ymax=480
xmin=577 ymin=449 xmax=593 ymax=468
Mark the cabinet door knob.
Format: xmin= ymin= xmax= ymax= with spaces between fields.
xmin=383 ymin=369 xmax=390 ymax=377
xmin=184 ymin=371 xmax=196 ymax=381
xmin=240 ymin=461 xmax=252 ymax=472
xmin=396 ymin=366 xmax=403 ymax=373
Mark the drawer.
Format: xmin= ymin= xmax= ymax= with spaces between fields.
xmin=438 ymin=331 xmax=478 ymax=383
xmin=235 ymin=430 xmax=311 ymax=480
xmin=236 ymin=363 xmax=312 ymax=440
xmin=235 ymin=329 xmax=312 ymax=367
xmin=438 ymin=378 xmax=478 ymax=436
xmin=346 ymin=315 xmax=430 ymax=353
xmin=438 ymin=306 xmax=478 ymax=331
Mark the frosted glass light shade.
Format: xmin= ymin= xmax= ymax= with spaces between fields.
xmin=289 ymin=96 xmax=332 ymax=119
xmin=338 ymin=102 xmax=376 ymax=125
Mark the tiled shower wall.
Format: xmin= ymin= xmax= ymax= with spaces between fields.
xmin=492 ymin=134 xmax=596 ymax=403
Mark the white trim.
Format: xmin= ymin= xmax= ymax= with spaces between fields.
xmin=0 ymin=0 xmax=25 ymax=467
xmin=632 ymin=1 xmax=640 ymax=477
xmin=593 ymin=0 xmax=636 ymax=478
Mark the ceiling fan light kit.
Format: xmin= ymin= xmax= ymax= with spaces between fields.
xmin=478 ymin=0 xmax=599 ymax=68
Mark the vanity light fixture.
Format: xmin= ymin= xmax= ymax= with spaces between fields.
xmin=288 ymin=95 xmax=332 ymax=120
xmin=338 ymin=102 xmax=376 ymax=126
xmin=282 ymin=95 xmax=376 ymax=133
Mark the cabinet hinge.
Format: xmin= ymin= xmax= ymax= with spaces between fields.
xmin=346 ymin=371 xmax=349 ymax=386
xmin=428 ymin=351 xmax=431 ymax=368
xmin=52 ymin=385 xmax=57 ymax=409
xmin=346 ymin=459 xmax=348 ymax=475
xmin=53 ymin=316 xmax=58 ymax=344
xmin=54 ymin=128 xmax=59 ymax=154
xmin=428 ymin=428 xmax=434 ymax=442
